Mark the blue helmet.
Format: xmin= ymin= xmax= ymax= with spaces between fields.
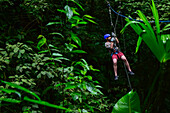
xmin=104 ymin=34 xmax=111 ymax=40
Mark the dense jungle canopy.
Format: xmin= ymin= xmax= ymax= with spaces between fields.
xmin=0 ymin=0 xmax=170 ymax=113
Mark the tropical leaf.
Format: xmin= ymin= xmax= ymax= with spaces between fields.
xmin=1 ymin=80 xmax=41 ymax=101
xmin=84 ymin=18 xmax=97 ymax=24
xmin=135 ymin=36 xmax=142 ymax=53
xmin=37 ymin=35 xmax=46 ymax=50
xmin=71 ymin=32 xmax=81 ymax=47
xmin=161 ymin=23 xmax=170 ymax=32
xmin=121 ymin=19 xmax=142 ymax=35
xmin=64 ymin=5 xmax=73 ymax=19
xmin=78 ymin=21 xmax=88 ymax=25
xmin=136 ymin=10 xmax=155 ymax=35
xmin=37 ymin=35 xmax=44 ymax=39
xmin=0 ymin=98 xmax=21 ymax=103
xmin=83 ymin=15 xmax=94 ymax=19
xmin=52 ymin=53 xmax=63 ymax=57
xmin=46 ymin=22 xmax=62 ymax=26
xmin=122 ymin=16 xmax=165 ymax=62
xmin=150 ymin=0 xmax=160 ymax=36
xmin=49 ymin=32 xmax=64 ymax=38
xmin=57 ymin=9 xmax=66 ymax=13
xmin=71 ymin=50 xmax=87 ymax=53
xmin=112 ymin=90 xmax=141 ymax=113
xmin=68 ymin=0 xmax=84 ymax=11
xmin=24 ymin=96 xmax=71 ymax=111
xmin=0 ymin=88 xmax=21 ymax=98
xmin=72 ymin=8 xmax=80 ymax=15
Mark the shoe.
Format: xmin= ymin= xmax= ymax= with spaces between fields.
xmin=114 ymin=76 xmax=119 ymax=80
xmin=128 ymin=71 xmax=135 ymax=75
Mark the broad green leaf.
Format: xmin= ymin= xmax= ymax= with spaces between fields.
xmin=141 ymin=31 xmax=163 ymax=62
xmin=57 ymin=9 xmax=66 ymax=13
xmin=81 ymin=59 xmax=90 ymax=70
xmin=14 ymin=47 xmax=19 ymax=53
xmin=85 ymin=76 xmax=92 ymax=81
xmin=150 ymin=0 xmax=160 ymax=36
xmin=135 ymin=36 xmax=142 ymax=54
xmin=71 ymin=24 xmax=77 ymax=28
xmin=84 ymin=18 xmax=97 ymax=24
xmin=72 ymin=16 xmax=82 ymax=20
xmin=0 ymin=88 xmax=21 ymax=98
xmin=64 ymin=5 xmax=73 ymax=19
xmin=49 ymin=32 xmax=64 ymax=38
xmin=0 ymin=98 xmax=21 ymax=103
xmin=37 ymin=35 xmax=44 ymax=39
xmin=72 ymin=8 xmax=80 ymax=15
xmin=121 ymin=19 xmax=142 ymax=35
xmin=112 ymin=90 xmax=141 ymax=113
xmin=37 ymin=36 xmax=46 ymax=50
xmin=89 ymin=65 xmax=100 ymax=71
xmin=78 ymin=21 xmax=88 ymax=25
xmin=70 ymin=92 xmax=81 ymax=101
xmin=68 ymin=0 xmax=84 ymax=11
xmin=38 ymin=50 xmax=49 ymax=54
xmin=71 ymin=50 xmax=87 ymax=53
xmin=71 ymin=32 xmax=81 ymax=47
xmin=86 ymin=84 xmax=97 ymax=95
xmin=47 ymin=22 xmax=62 ymax=26
xmin=45 ymin=62 xmax=55 ymax=66
xmin=64 ymin=85 xmax=77 ymax=90
xmin=83 ymin=15 xmax=94 ymax=19
xmin=161 ymin=23 xmax=170 ymax=32
xmin=54 ymin=57 xmax=70 ymax=61
xmin=52 ymin=53 xmax=63 ymax=57
xmin=24 ymin=96 xmax=71 ymax=111
xmin=56 ymin=83 xmax=64 ymax=88
xmin=137 ymin=10 xmax=154 ymax=35
xmin=123 ymin=18 xmax=164 ymax=62
xmin=49 ymin=44 xmax=59 ymax=49
xmin=69 ymin=44 xmax=78 ymax=48
xmin=1 ymin=80 xmax=41 ymax=101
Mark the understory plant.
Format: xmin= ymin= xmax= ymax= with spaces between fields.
xmin=0 ymin=0 xmax=110 ymax=113
xmin=121 ymin=0 xmax=170 ymax=112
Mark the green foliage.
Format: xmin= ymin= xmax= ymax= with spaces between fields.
xmin=112 ymin=90 xmax=141 ymax=113
xmin=2 ymin=0 xmax=169 ymax=112
xmin=0 ymin=1 xmax=111 ymax=112
xmin=121 ymin=0 xmax=170 ymax=63
xmin=0 ymin=80 xmax=71 ymax=111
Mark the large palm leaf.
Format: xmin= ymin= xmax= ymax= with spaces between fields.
xmin=121 ymin=0 xmax=170 ymax=63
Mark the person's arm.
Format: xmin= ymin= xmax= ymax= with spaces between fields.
xmin=110 ymin=42 xmax=114 ymax=49
xmin=115 ymin=37 xmax=119 ymax=44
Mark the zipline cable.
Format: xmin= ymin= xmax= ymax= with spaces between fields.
xmin=106 ymin=1 xmax=170 ymax=23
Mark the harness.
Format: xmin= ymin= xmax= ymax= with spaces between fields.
xmin=110 ymin=36 xmax=120 ymax=55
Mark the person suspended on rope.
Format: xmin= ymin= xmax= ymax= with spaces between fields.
xmin=104 ymin=33 xmax=134 ymax=80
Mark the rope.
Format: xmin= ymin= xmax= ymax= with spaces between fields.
xmin=106 ymin=0 xmax=133 ymax=90
xmin=106 ymin=1 xmax=170 ymax=23
xmin=108 ymin=5 xmax=119 ymax=35
xmin=120 ymin=10 xmax=133 ymax=90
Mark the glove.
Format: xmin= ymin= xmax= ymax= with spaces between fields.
xmin=111 ymin=32 xmax=116 ymax=37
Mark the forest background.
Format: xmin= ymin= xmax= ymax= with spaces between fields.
xmin=0 ymin=0 xmax=170 ymax=113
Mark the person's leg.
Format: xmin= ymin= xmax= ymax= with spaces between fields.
xmin=113 ymin=58 xmax=118 ymax=76
xmin=120 ymin=55 xmax=132 ymax=72
xmin=119 ymin=53 xmax=134 ymax=75
xmin=112 ymin=54 xmax=119 ymax=80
